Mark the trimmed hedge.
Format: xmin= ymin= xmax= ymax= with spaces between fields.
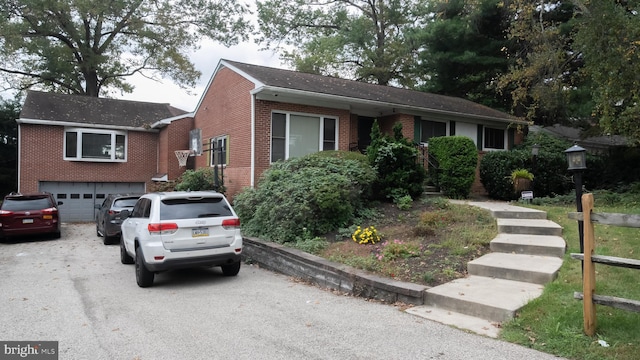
xmin=429 ymin=136 xmax=477 ymax=199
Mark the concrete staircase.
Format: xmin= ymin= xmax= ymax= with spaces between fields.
xmin=406 ymin=201 xmax=566 ymax=338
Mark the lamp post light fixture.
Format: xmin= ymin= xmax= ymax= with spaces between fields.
xmin=565 ymin=144 xmax=587 ymax=272
xmin=531 ymin=143 xmax=541 ymax=157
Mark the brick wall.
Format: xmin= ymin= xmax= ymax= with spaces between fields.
xmin=164 ymin=117 xmax=194 ymax=180
xmin=19 ymin=124 xmax=159 ymax=192
xmin=253 ymin=100 xmax=352 ymax=189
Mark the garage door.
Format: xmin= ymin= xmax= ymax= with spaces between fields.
xmin=39 ymin=182 xmax=145 ymax=222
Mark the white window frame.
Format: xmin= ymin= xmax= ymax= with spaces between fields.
xmin=64 ymin=127 xmax=127 ymax=162
xmin=270 ymin=111 xmax=339 ymax=163
xmin=209 ymin=135 xmax=228 ymax=167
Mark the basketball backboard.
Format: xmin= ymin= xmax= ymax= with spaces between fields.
xmin=189 ymin=128 xmax=202 ymax=156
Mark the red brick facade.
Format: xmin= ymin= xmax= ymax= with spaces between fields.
xmin=18 ymin=124 xmax=159 ymax=192
xmin=158 ymin=117 xmax=194 ymax=180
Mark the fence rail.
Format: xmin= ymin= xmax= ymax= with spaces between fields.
xmin=568 ymin=193 xmax=640 ymax=336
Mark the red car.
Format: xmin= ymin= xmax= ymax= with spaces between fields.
xmin=0 ymin=192 xmax=63 ymax=240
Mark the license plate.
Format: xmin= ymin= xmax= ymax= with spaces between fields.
xmin=192 ymin=227 xmax=209 ymax=237
xmin=23 ymin=219 xmax=34 ymax=224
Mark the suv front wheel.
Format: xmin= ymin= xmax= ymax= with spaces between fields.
xmin=120 ymin=237 xmax=134 ymax=264
xmin=135 ymin=249 xmax=155 ymax=287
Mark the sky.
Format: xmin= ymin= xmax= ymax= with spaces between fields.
xmin=118 ymin=39 xmax=286 ymax=112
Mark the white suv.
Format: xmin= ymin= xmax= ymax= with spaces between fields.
xmin=120 ymin=191 xmax=243 ymax=287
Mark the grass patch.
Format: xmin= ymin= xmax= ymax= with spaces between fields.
xmin=500 ymin=202 xmax=640 ymax=360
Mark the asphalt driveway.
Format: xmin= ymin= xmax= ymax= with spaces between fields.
xmin=0 ymin=223 xmax=564 ymax=360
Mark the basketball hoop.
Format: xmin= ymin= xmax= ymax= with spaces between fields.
xmin=175 ymin=150 xmax=193 ymax=167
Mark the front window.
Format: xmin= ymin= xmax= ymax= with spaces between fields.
xmin=210 ymin=135 xmax=228 ymax=166
xmin=420 ymin=120 xmax=447 ymax=143
xmin=271 ymin=112 xmax=338 ymax=162
xmin=484 ymin=127 xmax=505 ymax=150
xmin=64 ymin=128 xmax=126 ymax=161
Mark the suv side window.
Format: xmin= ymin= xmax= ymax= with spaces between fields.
xmin=131 ymin=198 xmax=151 ymax=218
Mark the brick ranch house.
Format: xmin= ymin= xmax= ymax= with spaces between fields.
xmin=17 ymin=59 xmax=525 ymax=221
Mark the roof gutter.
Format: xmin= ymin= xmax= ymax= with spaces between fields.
xmin=250 ymin=85 xmax=526 ymax=125
xmin=16 ymin=118 xmax=160 ymax=132
xmin=150 ymin=112 xmax=195 ymax=129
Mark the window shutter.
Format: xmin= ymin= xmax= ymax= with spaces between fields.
xmin=207 ymin=138 xmax=212 ymax=166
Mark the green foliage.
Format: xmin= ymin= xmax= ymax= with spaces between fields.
xmin=418 ymin=0 xmax=511 ymax=110
xmin=256 ymin=0 xmax=430 ymax=87
xmin=394 ymin=195 xmax=413 ymax=211
xmin=233 ymin=152 xmax=376 ymax=243
xmin=0 ymin=0 xmax=251 ymax=96
xmin=367 ymin=121 xmax=427 ymax=201
xmin=498 ymin=1 xmax=587 ymax=125
xmin=376 ymin=240 xmax=420 ymax=262
xmin=0 ymin=98 xmax=19 ymax=197
xmin=291 ymin=237 xmax=329 ymax=255
xmin=574 ymin=1 xmax=640 ymax=144
xmin=511 ymin=168 xmax=533 ymax=182
xmin=480 ymin=139 xmax=572 ymax=200
xmin=174 ymin=168 xmax=225 ymax=194
xmin=428 ymin=136 xmax=477 ymax=199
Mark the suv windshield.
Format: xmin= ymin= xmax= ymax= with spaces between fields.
xmin=160 ymin=197 xmax=233 ymax=220
xmin=1 ymin=197 xmax=52 ymax=211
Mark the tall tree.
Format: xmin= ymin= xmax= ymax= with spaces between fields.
xmin=0 ymin=97 xmax=19 ymax=196
xmin=574 ymin=0 xmax=640 ymax=144
xmin=256 ymin=0 xmax=430 ymax=87
xmin=497 ymin=0 xmax=587 ymax=126
xmin=0 ymin=0 xmax=251 ymax=97
xmin=417 ymin=0 xmax=511 ymax=110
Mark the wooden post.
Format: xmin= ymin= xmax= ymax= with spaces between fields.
xmin=582 ymin=193 xmax=597 ymax=336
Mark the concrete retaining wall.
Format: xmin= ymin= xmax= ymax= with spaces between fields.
xmin=242 ymin=237 xmax=429 ymax=305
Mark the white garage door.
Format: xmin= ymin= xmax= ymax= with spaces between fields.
xmin=39 ymin=182 xmax=146 ymax=222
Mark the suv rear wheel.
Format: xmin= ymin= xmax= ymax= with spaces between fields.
xmin=221 ymin=261 xmax=241 ymax=276
xmin=135 ymin=249 xmax=155 ymax=287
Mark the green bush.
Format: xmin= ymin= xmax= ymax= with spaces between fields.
xmin=233 ymin=152 xmax=376 ymax=243
xmin=367 ymin=121 xmax=426 ymax=200
xmin=428 ymin=136 xmax=477 ymax=199
xmin=175 ymin=167 xmax=225 ymax=193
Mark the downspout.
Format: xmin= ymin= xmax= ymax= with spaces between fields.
xmin=16 ymin=123 xmax=21 ymax=192
xmin=250 ymin=93 xmax=256 ymax=188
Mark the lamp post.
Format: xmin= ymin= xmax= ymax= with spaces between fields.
xmin=531 ymin=143 xmax=540 ymax=158
xmin=565 ymin=144 xmax=587 ymax=260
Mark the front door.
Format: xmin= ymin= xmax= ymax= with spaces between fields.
xmin=357 ymin=116 xmax=375 ymax=152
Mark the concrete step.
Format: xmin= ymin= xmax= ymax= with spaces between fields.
xmin=467 ymin=253 xmax=563 ymax=284
xmin=497 ymin=218 xmax=562 ymax=236
xmin=406 ymin=306 xmax=502 ymax=338
xmin=453 ymin=201 xmax=548 ymax=220
xmin=490 ymin=233 xmax=566 ymax=258
xmin=421 ymin=275 xmax=544 ymax=323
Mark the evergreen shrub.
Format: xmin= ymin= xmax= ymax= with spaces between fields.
xmin=233 ymin=152 xmax=375 ymax=243
xmin=428 ymin=136 xmax=477 ymax=199
xmin=367 ymin=121 xmax=426 ymax=200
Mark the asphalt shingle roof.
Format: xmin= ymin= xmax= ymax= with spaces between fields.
xmin=20 ymin=90 xmax=188 ymax=127
xmin=225 ymin=60 xmax=516 ymax=121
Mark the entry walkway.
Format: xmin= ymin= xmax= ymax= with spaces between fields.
xmin=407 ymin=200 xmax=566 ymax=337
